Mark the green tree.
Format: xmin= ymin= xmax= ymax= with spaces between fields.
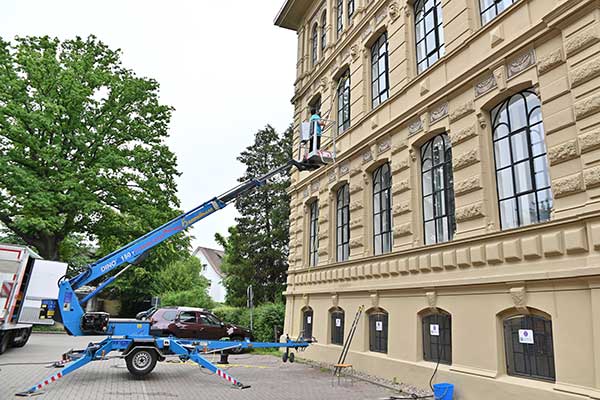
xmin=156 ymin=257 xmax=214 ymax=309
xmin=217 ymin=125 xmax=292 ymax=306
xmin=0 ymin=36 xmax=190 ymax=314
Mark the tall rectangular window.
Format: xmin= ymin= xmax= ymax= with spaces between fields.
xmin=337 ymin=71 xmax=351 ymax=134
xmin=421 ymin=133 xmax=456 ymax=245
xmin=309 ymin=201 xmax=319 ymax=266
xmin=337 ymin=0 xmax=344 ymax=37
xmin=369 ymin=311 xmax=388 ymax=353
xmin=336 ymin=184 xmax=350 ymax=262
xmin=415 ymin=0 xmax=445 ymax=74
xmin=302 ymin=308 xmax=314 ymax=339
xmin=371 ymin=33 xmax=389 ymax=108
xmin=311 ymin=24 xmax=319 ymax=66
xmin=331 ymin=309 xmax=345 ymax=345
xmin=480 ymin=0 xmax=516 ymax=25
xmin=348 ymin=0 xmax=355 ymax=24
xmin=422 ymin=312 xmax=452 ymax=364
xmin=373 ymin=163 xmax=392 ymax=255
xmin=491 ymin=90 xmax=552 ymax=230
xmin=321 ymin=12 xmax=327 ymax=52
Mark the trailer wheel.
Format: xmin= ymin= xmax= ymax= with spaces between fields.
xmin=0 ymin=331 xmax=12 ymax=354
xmin=11 ymin=327 xmax=32 ymax=348
xmin=282 ymin=352 xmax=288 ymax=363
xmin=125 ymin=347 xmax=158 ymax=378
xmin=289 ymin=352 xmax=295 ymax=363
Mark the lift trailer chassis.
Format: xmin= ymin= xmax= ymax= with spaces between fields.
xmin=18 ymin=336 xmax=310 ymax=395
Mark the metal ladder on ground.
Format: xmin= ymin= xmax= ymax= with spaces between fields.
xmin=333 ymin=305 xmax=365 ymax=376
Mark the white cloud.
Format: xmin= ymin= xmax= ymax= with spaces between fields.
xmin=0 ymin=0 xmax=297 ymax=250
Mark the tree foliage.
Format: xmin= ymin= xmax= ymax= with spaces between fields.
xmin=0 ymin=36 xmax=191 ymax=315
xmin=217 ymin=125 xmax=292 ymax=306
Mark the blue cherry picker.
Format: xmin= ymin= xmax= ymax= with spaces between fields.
xmin=17 ymin=146 xmax=333 ymax=396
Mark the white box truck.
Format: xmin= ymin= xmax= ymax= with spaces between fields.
xmin=0 ymin=244 xmax=67 ymax=353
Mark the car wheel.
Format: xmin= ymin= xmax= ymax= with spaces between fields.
xmin=0 ymin=331 xmax=12 ymax=354
xmin=11 ymin=327 xmax=31 ymax=348
xmin=125 ymin=347 xmax=158 ymax=378
xmin=228 ymin=336 xmax=245 ymax=354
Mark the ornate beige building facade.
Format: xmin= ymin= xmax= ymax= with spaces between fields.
xmin=275 ymin=0 xmax=600 ymax=399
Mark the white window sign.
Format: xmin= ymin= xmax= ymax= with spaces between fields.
xmin=375 ymin=320 xmax=383 ymax=331
xmin=335 ymin=318 xmax=341 ymax=327
xmin=307 ymin=316 xmax=312 ymax=324
xmin=430 ymin=324 xmax=440 ymax=336
xmin=518 ymin=329 xmax=534 ymax=344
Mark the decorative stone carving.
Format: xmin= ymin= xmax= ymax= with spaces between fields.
xmin=575 ymin=93 xmax=600 ymax=119
xmin=362 ymin=171 xmax=369 ymax=185
xmin=311 ymin=181 xmax=320 ymax=193
xmin=331 ymin=293 xmax=339 ymax=307
xmin=392 ymin=179 xmax=410 ymax=194
xmin=584 ymin=166 xmax=600 ymax=189
xmin=349 ymin=184 xmax=362 ymax=194
xmin=565 ymin=25 xmax=600 ymax=57
xmin=391 ymin=159 xmax=410 ymax=174
xmin=579 ymin=130 xmax=600 ymax=153
xmin=490 ymin=25 xmax=504 ymax=47
xmin=328 ymin=170 xmax=337 ymax=183
xmin=474 ymin=74 xmax=497 ymax=97
xmin=370 ymin=292 xmax=379 ymax=308
xmin=391 ymin=142 xmax=408 ymax=155
xmin=393 ymin=223 xmax=413 ymax=237
xmin=553 ymin=173 xmax=585 ymax=198
xmin=476 ymin=111 xmax=487 ymax=129
xmin=378 ymin=139 xmax=391 ymax=154
xmin=538 ymin=48 xmax=565 ymax=75
xmin=455 ymin=203 xmax=484 ymax=222
xmin=509 ymin=287 xmax=527 ymax=312
xmin=303 ymin=294 xmax=309 ymax=307
xmin=409 ymin=148 xmax=417 ymax=162
xmin=449 ymin=101 xmax=474 ymax=123
xmin=450 ymin=125 xmax=477 ymax=145
xmin=493 ymin=65 xmax=507 ymax=91
xmin=349 ymin=201 xmax=362 ymax=211
xmin=430 ymin=102 xmax=448 ymax=124
xmin=350 ymin=218 xmax=363 ymax=229
xmin=426 ymin=291 xmax=437 ymax=309
xmin=303 ymin=188 xmax=309 ymax=198
xmin=389 ymin=2 xmax=400 ymax=22
xmin=362 ymin=150 xmax=373 ymax=164
xmin=349 ymin=238 xmax=362 ymax=249
xmin=548 ymin=139 xmax=579 ymax=165
xmin=350 ymin=44 xmax=360 ymax=62
xmin=408 ymin=118 xmax=423 ymax=135
xmin=507 ymin=49 xmax=536 ymax=79
xmin=454 ymin=176 xmax=482 ymax=196
xmin=339 ymin=162 xmax=350 ymax=176
xmin=454 ymin=149 xmax=480 ymax=171
xmin=393 ymin=202 xmax=411 ymax=216
xmin=571 ymin=57 xmax=600 ymax=88
xmin=349 ymin=165 xmax=361 ymax=177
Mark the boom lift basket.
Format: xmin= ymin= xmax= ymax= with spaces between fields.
xmin=298 ymin=119 xmax=336 ymax=166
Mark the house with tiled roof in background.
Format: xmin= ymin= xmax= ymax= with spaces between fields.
xmin=193 ymin=246 xmax=226 ymax=303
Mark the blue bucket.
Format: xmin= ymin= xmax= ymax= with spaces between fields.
xmin=433 ymin=383 xmax=454 ymax=400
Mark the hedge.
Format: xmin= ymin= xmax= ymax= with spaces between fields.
xmin=212 ymin=302 xmax=285 ymax=342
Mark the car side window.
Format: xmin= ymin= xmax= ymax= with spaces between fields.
xmin=178 ymin=311 xmax=196 ymax=323
xmin=163 ymin=311 xmax=177 ymax=321
xmin=200 ymin=314 xmax=221 ymax=326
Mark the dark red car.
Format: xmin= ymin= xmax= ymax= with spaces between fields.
xmin=149 ymin=307 xmax=254 ymax=348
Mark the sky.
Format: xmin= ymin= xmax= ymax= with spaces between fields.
xmin=0 ymin=0 xmax=297 ymax=251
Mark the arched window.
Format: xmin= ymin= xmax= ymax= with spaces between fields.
xmin=337 ymin=70 xmax=351 ymax=134
xmin=371 ymin=32 xmax=389 ymax=108
xmin=311 ymin=23 xmax=319 ymax=66
xmin=309 ymin=201 xmax=319 ymax=266
xmin=481 ymin=0 xmax=516 ymax=25
xmin=414 ymin=0 xmax=445 ymax=73
xmin=369 ymin=309 xmax=388 ymax=353
xmin=373 ymin=163 xmax=392 ymax=255
xmin=337 ymin=0 xmax=344 ymax=37
xmin=422 ymin=311 xmax=452 ymax=364
xmin=330 ymin=308 xmax=345 ymax=345
xmin=421 ymin=134 xmax=455 ymax=245
xmin=336 ymin=184 xmax=350 ymax=262
xmin=321 ymin=11 xmax=327 ymax=53
xmin=302 ymin=307 xmax=314 ymax=339
xmin=348 ymin=0 xmax=355 ymax=24
xmin=503 ymin=313 xmax=555 ymax=382
xmin=491 ymin=89 xmax=552 ymax=230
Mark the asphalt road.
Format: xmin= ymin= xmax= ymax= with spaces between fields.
xmin=0 ymin=333 xmax=395 ymax=400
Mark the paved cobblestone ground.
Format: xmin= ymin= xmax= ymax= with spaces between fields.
xmin=0 ymin=334 xmax=395 ymax=400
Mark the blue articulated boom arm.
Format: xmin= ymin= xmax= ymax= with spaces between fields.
xmin=59 ymin=158 xmax=315 ymax=335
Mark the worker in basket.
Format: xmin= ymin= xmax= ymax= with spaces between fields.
xmin=309 ymin=108 xmax=326 ymax=152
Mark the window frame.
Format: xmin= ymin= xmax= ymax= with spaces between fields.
xmin=330 ymin=308 xmax=345 ymax=345
xmin=321 ymin=11 xmax=327 ymax=53
xmin=371 ymin=32 xmax=389 ymax=109
xmin=421 ymin=133 xmax=456 ymax=245
xmin=336 ymin=184 xmax=350 ymax=262
xmin=347 ymin=0 xmax=355 ymax=24
xmin=414 ymin=0 xmax=445 ymax=74
xmin=337 ymin=70 xmax=351 ymax=134
xmin=369 ymin=311 xmax=388 ymax=353
xmin=491 ymin=89 xmax=552 ymax=230
xmin=503 ymin=314 xmax=556 ymax=382
xmin=311 ymin=23 xmax=319 ymax=67
xmin=422 ymin=312 xmax=452 ymax=364
xmin=373 ymin=163 xmax=392 ymax=255
xmin=302 ymin=308 xmax=314 ymax=339
xmin=337 ymin=0 xmax=344 ymax=37
xmin=309 ymin=201 xmax=319 ymax=267
xmin=480 ymin=0 xmax=517 ymax=26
